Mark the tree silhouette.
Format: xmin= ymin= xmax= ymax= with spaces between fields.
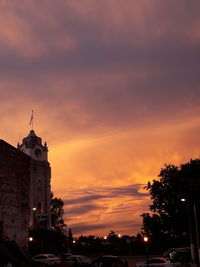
xmin=141 ymin=159 xmax=200 ymax=249
xmin=107 ymin=230 xmax=118 ymax=241
xmin=51 ymin=192 xmax=66 ymax=232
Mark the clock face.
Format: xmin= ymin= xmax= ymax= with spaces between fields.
xmin=34 ymin=148 xmax=42 ymax=158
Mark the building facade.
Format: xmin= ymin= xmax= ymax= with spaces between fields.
xmin=19 ymin=130 xmax=51 ymax=230
xmin=0 ymin=130 xmax=51 ymax=251
xmin=0 ymin=140 xmax=30 ymax=251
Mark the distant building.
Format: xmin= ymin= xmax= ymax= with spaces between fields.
xmin=0 ymin=140 xmax=30 ymax=251
xmin=0 ymin=130 xmax=52 ymax=251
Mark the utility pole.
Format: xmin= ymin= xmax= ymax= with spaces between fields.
xmin=181 ymin=198 xmax=195 ymax=261
xmin=194 ymin=203 xmax=200 ymax=263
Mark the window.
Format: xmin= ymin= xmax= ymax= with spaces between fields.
xmin=37 ymin=202 xmax=43 ymax=212
xmin=35 ymin=148 xmax=42 ymax=158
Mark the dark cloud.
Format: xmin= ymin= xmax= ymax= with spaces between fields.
xmin=62 ymin=184 xmax=148 ymax=234
xmin=64 ymin=194 xmax=103 ymax=205
xmin=69 ymin=222 xmax=109 ymax=234
xmin=63 ymin=184 xmax=147 ymax=205
xmin=106 ymin=184 xmax=148 ymax=197
xmin=0 ymin=0 xmax=200 ymax=139
xmin=64 ymin=203 xmax=103 ymax=216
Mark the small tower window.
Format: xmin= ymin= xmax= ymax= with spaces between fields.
xmin=35 ymin=148 xmax=42 ymax=158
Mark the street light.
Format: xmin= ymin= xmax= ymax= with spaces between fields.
xmin=193 ymin=203 xmax=200 ymax=263
xmin=28 ymin=236 xmax=33 ymax=242
xmin=181 ymin=198 xmax=195 ymax=262
xmin=181 ymin=198 xmax=186 ymax=202
xmin=143 ymin=236 xmax=149 ymax=267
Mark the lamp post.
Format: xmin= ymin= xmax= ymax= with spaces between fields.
xmin=193 ymin=202 xmax=200 ymax=263
xmin=181 ymin=198 xmax=195 ymax=261
xmin=126 ymin=238 xmax=131 ymax=256
xmin=144 ymin=236 xmax=149 ymax=267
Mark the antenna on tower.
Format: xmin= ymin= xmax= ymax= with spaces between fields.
xmin=29 ymin=110 xmax=34 ymax=130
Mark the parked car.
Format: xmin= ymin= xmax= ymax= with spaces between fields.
xmin=58 ymin=253 xmax=91 ymax=266
xmin=136 ymin=257 xmax=173 ymax=267
xmin=163 ymin=248 xmax=177 ymax=258
xmin=70 ymin=255 xmax=91 ymax=266
xmin=90 ymin=255 xmax=126 ymax=267
xmin=57 ymin=253 xmax=73 ymax=266
xmin=170 ymin=248 xmax=191 ymax=263
xmin=32 ymin=253 xmax=61 ymax=266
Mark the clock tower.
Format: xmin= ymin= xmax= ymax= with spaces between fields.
xmin=18 ymin=130 xmax=51 ymax=229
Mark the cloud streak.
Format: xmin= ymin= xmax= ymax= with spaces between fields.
xmin=63 ymin=184 xmax=147 ymax=205
xmin=62 ymin=184 xmax=149 ymax=235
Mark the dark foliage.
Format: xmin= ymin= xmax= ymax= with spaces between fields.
xmin=29 ymin=193 xmax=67 ymax=256
xmin=29 ymin=229 xmax=67 ymax=256
xmin=51 ymin=192 xmax=66 ymax=232
xmin=141 ymin=159 xmax=200 ymax=249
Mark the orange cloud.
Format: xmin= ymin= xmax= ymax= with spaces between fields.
xmin=0 ymin=0 xmax=200 ymax=237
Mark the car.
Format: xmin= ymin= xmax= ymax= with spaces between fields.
xmin=136 ymin=257 xmax=173 ymax=267
xmin=163 ymin=248 xmax=177 ymax=258
xmin=163 ymin=247 xmax=191 ymax=261
xmin=57 ymin=253 xmax=74 ymax=266
xmin=170 ymin=248 xmax=191 ymax=263
xmin=32 ymin=253 xmax=61 ymax=266
xmin=70 ymin=255 xmax=91 ymax=266
xmin=58 ymin=254 xmax=91 ymax=266
xmin=90 ymin=255 xmax=126 ymax=267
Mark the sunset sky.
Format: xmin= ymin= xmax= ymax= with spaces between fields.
xmin=1 ymin=0 xmax=200 ymax=237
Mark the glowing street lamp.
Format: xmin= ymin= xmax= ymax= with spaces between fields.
xmin=181 ymin=198 xmax=195 ymax=261
xmin=193 ymin=203 xmax=200 ymax=262
xmin=29 ymin=236 xmax=33 ymax=242
xmin=143 ymin=236 xmax=149 ymax=267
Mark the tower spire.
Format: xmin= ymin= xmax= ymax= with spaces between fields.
xmin=29 ymin=110 xmax=34 ymax=130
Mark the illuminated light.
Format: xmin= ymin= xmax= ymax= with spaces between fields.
xmin=118 ymin=234 xmax=121 ymax=238
xmin=143 ymin=236 xmax=148 ymax=242
xmin=104 ymin=236 xmax=107 ymax=240
xmin=73 ymin=240 xmax=76 ymax=244
xmin=29 ymin=237 xmax=33 ymax=242
xmin=33 ymin=207 xmax=36 ymax=211
xmin=181 ymin=198 xmax=186 ymax=202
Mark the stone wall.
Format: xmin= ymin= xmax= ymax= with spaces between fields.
xmin=30 ymin=160 xmax=51 ymax=229
xmin=0 ymin=140 xmax=30 ymax=251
